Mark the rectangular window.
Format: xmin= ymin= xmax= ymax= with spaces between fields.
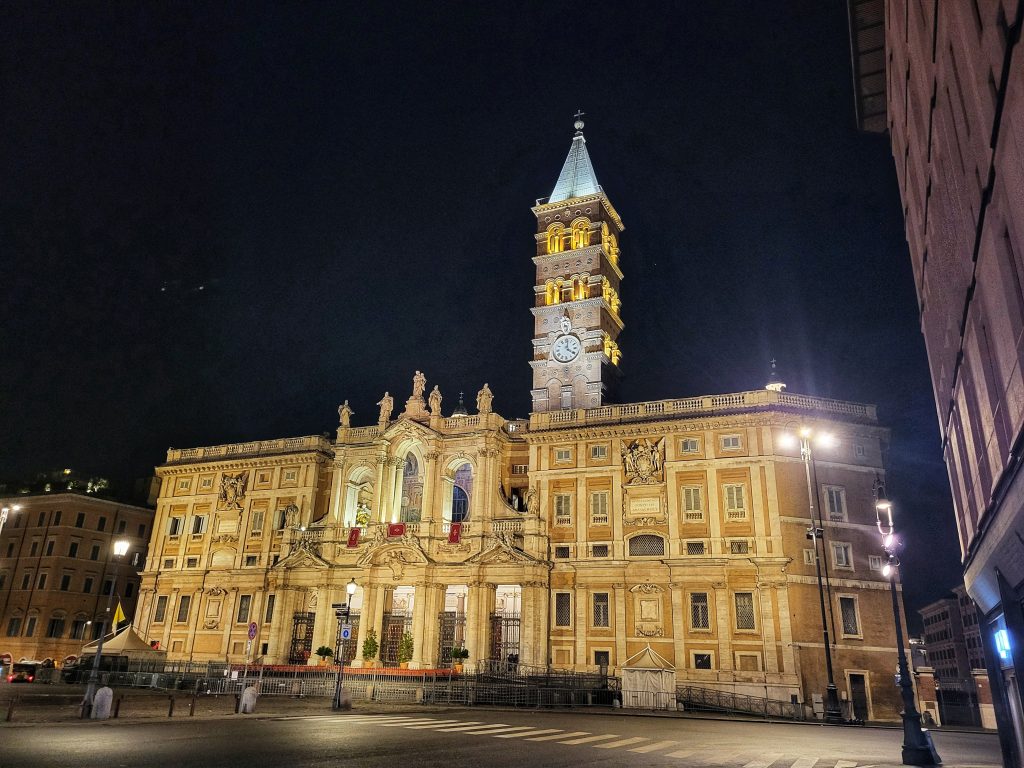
xmin=138 ymin=523 xmax=147 ymax=538
xmin=803 ymin=549 xmax=815 ymax=565
xmin=53 ymin=510 xmax=62 ymax=525
xmin=593 ymin=593 xmax=610 ymax=627
xmin=589 ymin=492 xmax=609 ymax=525
xmin=176 ymin=595 xmax=192 ymax=623
xmin=163 ymin=558 xmax=175 ymax=569
xmin=45 ymin=540 xmax=54 ymax=556
xmin=594 ymin=650 xmax=610 ymax=667
xmin=83 ymin=577 xmax=93 ymax=593
xmin=690 ymin=592 xmax=710 ymax=630
xmin=724 ymin=484 xmax=747 ymax=519
xmin=70 ymin=619 xmax=87 ymax=639
xmin=831 ymin=543 xmax=853 ymax=569
xmin=554 ymin=545 xmax=570 ymax=559
xmin=97 ymin=516 xmax=106 ymax=532
xmin=868 ymin=555 xmax=883 ymax=571
xmin=840 ymin=596 xmax=860 ymax=636
xmin=125 ymin=582 xmax=135 ymax=598
xmin=735 ymin=592 xmax=756 ymax=630
xmin=38 ymin=512 xmax=46 ymax=526
xmin=265 ymin=594 xmax=276 ymax=623
xmin=591 ymin=544 xmax=610 ymax=558
xmin=721 ymin=434 xmax=741 ymax=450
xmin=685 ymin=541 xmax=706 ymax=556
xmin=854 ymin=443 xmax=866 ymax=458
xmin=682 ymin=486 xmax=704 ymax=521
xmin=729 ymin=540 xmax=749 ymax=554
xmin=5 ymin=542 xmax=13 ymax=557
xmin=21 ymin=573 xmax=30 ymax=590
xmin=60 ymin=574 xmax=71 ymax=591
xmin=168 ymin=517 xmax=182 ymax=537
xmin=693 ymin=652 xmax=712 ymax=670
xmin=37 ymin=573 xmax=47 ymax=589
xmin=680 ymin=438 xmax=700 ymax=453
xmin=245 ymin=555 xmax=258 ymax=567
xmin=590 ymin=445 xmax=608 ymax=460
xmin=511 ymin=464 xmax=528 ymax=475
xmin=102 ymin=578 xmax=113 ymax=595
xmin=250 ymin=510 xmax=265 ymax=534
xmin=555 ymin=448 xmax=572 ymax=462
xmin=554 ymin=593 xmax=572 ymax=627
xmin=191 ymin=516 xmax=207 ymax=535
xmin=25 ymin=617 xmax=36 ymax=637
xmin=237 ymin=594 xmax=253 ymax=623
xmin=90 ymin=544 xmax=100 ymax=561
xmin=75 ymin=512 xmax=85 ymax=528
xmin=186 ymin=557 xmax=199 ymax=568
xmin=46 ymin=618 xmax=65 ymax=638
xmin=6 ymin=617 xmax=22 ymax=636
xmin=554 ymin=494 xmax=572 ymax=526
xmin=68 ymin=541 xmax=79 ymax=558
xmin=824 ymin=486 xmax=847 ymax=521
xmin=29 ymin=541 xmax=38 ymax=556
xmin=154 ymin=595 xmax=168 ymax=623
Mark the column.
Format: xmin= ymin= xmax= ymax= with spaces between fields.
xmin=410 ymin=581 xmax=429 ymax=669
xmin=220 ymin=589 xmax=238 ymax=658
xmin=412 ymin=582 xmax=445 ymax=669
xmin=713 ymin=581 xmax=733 ymax=671
xmin=313 ymin=585 xmax=335 ymax=662
xmin=575 ymin=584 xmax=588 ymax=670
xmin=353 ymin=582 xmax=377 ymax=667
xmin=758 ymin=581 xmax=780 ymax=674
xmin=707 ymin=467 xmax=722 ymax=555
xmin=420 ymin=452 xmax=439 ymax=525
xmin=371 ymin=453 xmax=388 ymax=522
xmin=775 ymin=582 xmax=796 ymax=677
xmin=670 ymin=580 xmax=687 ymax=673
xmin=613 ymin=583 xmax=627 ymax=670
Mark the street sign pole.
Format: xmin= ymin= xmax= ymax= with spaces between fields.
xmin=243 ymin=622 xmax=258 ymax=691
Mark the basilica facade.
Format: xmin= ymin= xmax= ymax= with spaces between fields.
xmin=135 ymin=124 xmax=906 ymax=720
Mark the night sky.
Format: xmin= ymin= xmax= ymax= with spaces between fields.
xmin=2 ymin=3 xmax=961 ymax=617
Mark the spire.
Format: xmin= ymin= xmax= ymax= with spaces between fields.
xmin=765 ymin=359 xmax=787 ymax=392
xmin=548 ymin=112 xmax=601 ymax=203
xmin=451 ymin=391 xmax=468 ymax=418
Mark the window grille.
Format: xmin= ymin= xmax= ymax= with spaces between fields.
xmin=186 ymin=557 xmax=198 ymax=568
xmin=590 ymin=492 xmax=609 ymax=525
xmin=629 ymin=534 xmax=665 ymax=556
xmin=554 ymin=494 xmax=572 ymax=526
xmin=591 ymin=544 xmax=610 ymax=558
xmin=735 ymin=592 xmax=756 ymax=630
xmin=690 ymin=592 xmax=709 ymax=629
xmin=154 ymin=595 xmax=168 ymax=623
xmin=555 ymin=593 xmax=572 ymax=627
xmin=593 ymin=593 xmax=610 ymax=627
xmin=729 ymin=540 xmax=749 ymax=554
xmin=237 ymin=595 xmax=252 ymax=623
xmin=554 ymin=545 xmax=570 ymax=559
xmin=683 ymin=486 xmax=704 ymax=521
xmin=840 ymin=596 xmax=860 ymax=635
xmin=724 ymin=484 xmax=747 ymax=519
xmin=176 ymin=595 xmax=192 ymax=623
xmin=685 ymin=541 xmax=706 ymax=556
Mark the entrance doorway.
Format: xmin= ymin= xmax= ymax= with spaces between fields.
xmin=289 ymin=612 xmax=315 ymax=664
xmin=849 ymin=673 xmax=870 ymax=721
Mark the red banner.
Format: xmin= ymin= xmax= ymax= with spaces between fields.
xmin=387 ymin=523 xmax=406 ymax=537
xmin=346 ymin=527 xmax=361 ymax=548
xmin=448 ymin=522 xmax=461 ymax=544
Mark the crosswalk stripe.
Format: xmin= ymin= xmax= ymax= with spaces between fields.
xmin=376 ymin=719 xmax=443 ymax=727
xmin=834 ymin=762 xmax=857 ymax=768
xmin=559 ymin=734 xmax=621 ymax=745
xmin=791 ymin=758 xmax=818 ymax=768
xmin=527 ymin=730 xmax=589 ymax=741
xmin=340 ymin=716 xmax=415 ymax=723
xmin=594 ymin=737 xmax=648 ymax=749
xmin=494 ymin=728 xmax=563 ymax=739
xmin=470 ymin=726 xmax=538 ymax=735
xmin=744 ymin=753 xmax=784 ymax=768
xmin=432 ymin=723 xmax=511 ymax=732
xmin=403 ymin=720 xmax=465 ymax=729
xmin=665 ymin=749 xmax=695 ymax=759
xmin=630 ymin=740 xmax=680 ymax=753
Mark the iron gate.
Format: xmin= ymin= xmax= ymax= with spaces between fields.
xmin=437 ymin=611 xmax=467 ymax=668
xmin=489 ymin=613 xmax=521 ymax=663
xmin=379 ymin=612 xmax=412 ymax=666
xmin=289 ymin=611 xmax=316 ymax=664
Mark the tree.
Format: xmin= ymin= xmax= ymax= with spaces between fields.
xmin=361 ymin=629 xmax=379 ymax=662
xmin=397 ymin=632 xmax=415 ymax=665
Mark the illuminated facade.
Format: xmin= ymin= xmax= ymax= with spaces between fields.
xmin=136 ymin=125 xmax=909 ymax=720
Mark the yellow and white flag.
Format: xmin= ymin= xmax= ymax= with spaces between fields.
xmin=113 ymin=601 xmax=126 ymax=626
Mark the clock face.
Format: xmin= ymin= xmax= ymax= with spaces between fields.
xmin=552 ymin=334 xmax=582 ymax=363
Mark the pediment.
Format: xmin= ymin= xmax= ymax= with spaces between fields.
xmin=382 ymin=417 xmax=438 ymax=442
xmin=468 ymin=539 xmax=541 ymax=565
xmin=358 ymin=542 xmax=431 ymax=567
xmin=273 ymin=548 xmax=331 ymax=570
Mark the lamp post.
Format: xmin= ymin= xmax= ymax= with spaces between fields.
xmin=0 ymin=504 xmax=22 ymax=537
xmin=875 ymin=482 xmax=941 ymax=766
xmin=82 ymin=539 xmax=129 ymax=717
xmin=332 ymin=578 xmax=357 ymax=710
xmin=781 ymin=427 xmax=843 ymax=723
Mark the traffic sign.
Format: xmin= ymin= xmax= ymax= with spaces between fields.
xmin=340 ymin=624 xmax=352 ymax=640
xmin=248 ymin=622 xmax=258 ymax=640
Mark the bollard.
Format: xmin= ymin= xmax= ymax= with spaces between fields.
xmin=114 ymin=695 xmax=123 ymax=719
xmin=168 ymin=695 xmax=175 ymax=718
xmin=189 ymin=694 xmax=197 ymax=716
xmin=234 ymin=693 xmax=241 ymax=714
xmin=5 ymin=697 xmax=16 ymax=722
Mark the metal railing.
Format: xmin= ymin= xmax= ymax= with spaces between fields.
xmin=676 ymin=685 xmax=807 ymax=720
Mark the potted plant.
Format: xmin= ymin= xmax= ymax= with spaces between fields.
xmin=451 ymin=646 xmax=469 ymax=673
xmin=314 ymin=646 xmax=334 ymax=666
xmin=397 ymin=631 xmax=415 ymax=669
xmin=361 ymin=629 xmax=379 ymax=666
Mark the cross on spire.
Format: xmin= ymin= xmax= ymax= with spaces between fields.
xmin=573 ymin=109 xmax=585 ymax=134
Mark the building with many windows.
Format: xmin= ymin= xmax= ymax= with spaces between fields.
xmin=0 ymin=493 xmax=153 ymax=664
xmin=919 ymin=584 xmax=988 ymax=683
xmin=849 ymin=0 xmax=1024 ymax=756
xmin=135 ymin=124 xmax=910 ymax=720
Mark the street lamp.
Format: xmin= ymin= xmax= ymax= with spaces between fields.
xmin=82 ymin=538 xmax=130 ymax=717
xmin=332 ymin=578 xmax=357 ymax=711
xmin=875 ymin=482 xmax=942 ymax=766
xmin=0 ymin=504 xmax=22 ymax=537
xmin=780 ymin=427 xmax=843 ymax=723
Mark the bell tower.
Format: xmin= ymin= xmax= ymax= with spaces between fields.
xmin=529 ymin=116 xmax=624 ymax=413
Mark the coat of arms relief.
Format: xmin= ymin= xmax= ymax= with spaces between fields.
xmin=621 ymin=438 xmax=667 ymax=525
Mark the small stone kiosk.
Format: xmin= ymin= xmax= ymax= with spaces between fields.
xmin=621 ymin=645 xmax=676 ymax=710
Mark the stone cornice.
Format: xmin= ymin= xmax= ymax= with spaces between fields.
xmin=531 ymin=193 xmax=624 ymax=232
xmin=157 ymin=452 xmax=331 ymax=476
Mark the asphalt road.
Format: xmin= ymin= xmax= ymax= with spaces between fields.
xmin=2 ymin=708 xmax=1002 ymax=768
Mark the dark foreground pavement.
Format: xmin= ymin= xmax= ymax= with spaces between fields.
xmin=1 ymin=708 xmax=1002 ymax=768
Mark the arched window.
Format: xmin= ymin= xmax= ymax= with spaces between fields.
xmin=399 ymin=453 xmax=423 ymax=523
xmin=628 ymin=534 xmax=665 ymax=557
xmin=571 ymin=219 xmax=590 ymax=249
xmin=445 ymin=462 xmax=473 ymax=522
xmin=547 ymin=225 xmax=565 ymax=254
xmin=545 ymin=280 xmax=559 ymax=306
